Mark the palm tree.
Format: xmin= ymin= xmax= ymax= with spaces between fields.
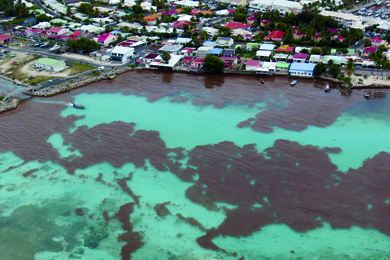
xmin=344 ymin=58 xmax=356 ymax=76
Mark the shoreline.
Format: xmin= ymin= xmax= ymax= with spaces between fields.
xmin=1 ymin=68 xmax=390 ymax=113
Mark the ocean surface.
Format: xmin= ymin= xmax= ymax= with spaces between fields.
xmin=0 ymin=71 xmax=390 ymax=260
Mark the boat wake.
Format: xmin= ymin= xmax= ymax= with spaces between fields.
xmin=30 ymin=98 xmax=75 ymax=106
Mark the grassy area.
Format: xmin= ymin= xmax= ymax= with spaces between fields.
xmin=68 ymin=63 xmax=95 ymax=76
xmin=30 ymin=76 xmax=58 ymax=85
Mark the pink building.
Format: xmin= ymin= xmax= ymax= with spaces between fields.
xmin=97 ymin=33 xmax=116 ymax=46
xmin=47 ymin=27 xmax=69 ymax=38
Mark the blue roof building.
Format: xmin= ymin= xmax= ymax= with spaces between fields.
xmin=203 ymin=40 xmax=216 ymax=47
xmin=22 ymin=18 xmax=37 ymax=26
xmin=289 ymin=63 xmax=316 ymax=77
xmin=209 ymin=48 xmax=223 ymax=56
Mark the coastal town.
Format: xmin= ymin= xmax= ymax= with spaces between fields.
xmin=0 ymin=0 xmax=390 ymax=111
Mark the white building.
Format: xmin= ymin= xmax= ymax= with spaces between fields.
xmin=196 ymin=46 xmax=213 ymax=57
xmin=111 ymin=46 xmax=134 ymax=62
xmin=250 ymin=0 xmax=302 ymax=14
xmin=320 ymin=10 xmax=364 ymax=29
xmin=34 ymin=58 xmax=66 ymax=72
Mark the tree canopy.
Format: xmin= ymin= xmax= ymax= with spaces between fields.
xmin=202 ymin=54 xmax=224 ymax=73
xmin=66 ymin=37 xmax=101 ymax=53
xmin=160 ymin=51 xmax=171 ymax=64
xmin=77 ymin=3 xmax=93 ymax=14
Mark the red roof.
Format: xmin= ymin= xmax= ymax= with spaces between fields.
xmin=224 ymin=22 xmax=251 ymax=29
xmin=47 ymin=27 xmax=64 ymax=33
xmin=264 ymin=30 xmax=284 ymax=41
xmin=172 ymin=21 xmax=190 ymax=29
xmin=227 ymin=9 xmax=235 ymax=13
xmin=246 ymin=60 xmax=260 ymax=66
xmin=98 ymin=33 xmax=112 ymax=42
xmin=72 ymin=31 xmax=81 ymax=37
xmin=275 ymin=46 xmax=294 ymax=52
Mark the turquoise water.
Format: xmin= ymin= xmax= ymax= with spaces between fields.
xmin=1 ymin=73 xmax=390 ymax=259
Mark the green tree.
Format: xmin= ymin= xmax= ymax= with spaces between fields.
xmin=344 ymin=58 xmax=355 ymax=76
xmin=329 ymin=65 xmax=340 ymax=78
xmin=311 ymin=47 xmax=321 ymax=54
xmin=66 ymin=37 xmax=101 ymax=53
xmin=363 ymin=38 xmax=372 ymax=47
xmin=77 ymin=3 xmax=93 ymax=14
xmin=160 ymin=51 xmax=171 ymax=64
xmin=233 ymin=13 xmax=247 ymax=23
xmin=202 ymin=54 xmax=224 ymax=73
xmin=313 ymin=62 xmax=327 ymax=76
xmin=36 ymin=14 xmax=52 ymax=22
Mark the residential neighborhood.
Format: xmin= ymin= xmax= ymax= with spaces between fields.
xmin=1 ymin=0 xmax=390 ymax=89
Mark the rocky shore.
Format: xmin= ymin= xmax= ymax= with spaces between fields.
xmin=29 ymin=67 xmax=134 ymax=97
xmin=0 ymin=98 xmax=19 ymax=113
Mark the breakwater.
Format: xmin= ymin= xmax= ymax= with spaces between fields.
xmin=0 ymin=98 xmax=19 ymax=112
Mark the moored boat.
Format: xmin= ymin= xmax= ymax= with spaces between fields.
xmin=291 ymin=80 xmax=298 ymax=86
xmin=325 ymin=84 xmax=330 ymax=92
xmin=363 ymin=92 xmax=370 ymax=99
xmin=73 ymin=103 xmax=85 ymax=108
xmin=260 ymin=79 xmax=265 ymax=84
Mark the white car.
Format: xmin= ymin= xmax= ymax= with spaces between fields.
xmin=98 ymin=66 xmax=105 ymax=71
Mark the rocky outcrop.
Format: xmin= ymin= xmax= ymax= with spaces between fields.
xmin=0 ymin=98 xmax=20 ymax=113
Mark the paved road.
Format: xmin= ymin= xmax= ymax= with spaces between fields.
xmin=31 ymin=0 xmax=59 ymax=17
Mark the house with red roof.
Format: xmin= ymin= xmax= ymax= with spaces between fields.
xmin=247 ymin=16 xmax=257 ymax=25
xmin=0 ymin=34 xmax=12 ymax=44
xmin=293 ymin=31 xmax=303 ymax=39
xmin=364 ymin=46 xmax=378 ymax=54
xmin=261 ymin=20 xmax=271 ymax=26
xmin=181 ymin=56 xmax=194 ymax=66
xmin=47 ymin=27 xmax=69 ymax=39
xmin=190 ymin=57 xmax=205 ymax=67
xmin=221 ymin=56 xmax=238 ymax=68
xmin=224 ymin=22 xmax=251 ymax=30
xmin=370 ymin=36 xmax=384 ymax=46
xmin=97 ymin=33 xmax=116 ymax=46
xmin=69 ymin=31 xmax=82 ymax=40
xmin=25 ymin=28 xmax=41 ymax=37
xmin=275 ymin=45 xmax=294 ymax=52
xmin=292 ymin=53 xmax=309 ymax=63
xmin=264 ymin=31 xmax=284 ymax=41
xmin=143 ymin=53 xmax=159 ymax=63
xmin=332 ymin=35 xmax=345 ymax=42
xmin=246 ymin=59 xmax=260 ymax=71
xmin=162 ymin=10 xmax=178 ymax=16
xmin=172 ymin=21 xmax=190 ymax=29
xmin=315 ymin=33 xmax=322 ymax=41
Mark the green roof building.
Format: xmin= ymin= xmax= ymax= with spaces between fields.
xmin=34 ymin=58 xmax=66 ymax=72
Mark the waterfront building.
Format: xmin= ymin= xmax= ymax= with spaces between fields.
xmin=308 ymin=55 xmax=323 ymax=64
xmin=292 ymin=53 xmax=309 ymax=63
xmin=245 ymin=60 xmax=260 ymax=71
xmin=289 ymin=63 xmax=316 ymax=77
xmin=276 ymin=62 xmax=290 ymax=72
xmin=34 ymin=58 xmax=66 ymax=72
xmin=110 ymin=46 xmax=134 ymax=63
